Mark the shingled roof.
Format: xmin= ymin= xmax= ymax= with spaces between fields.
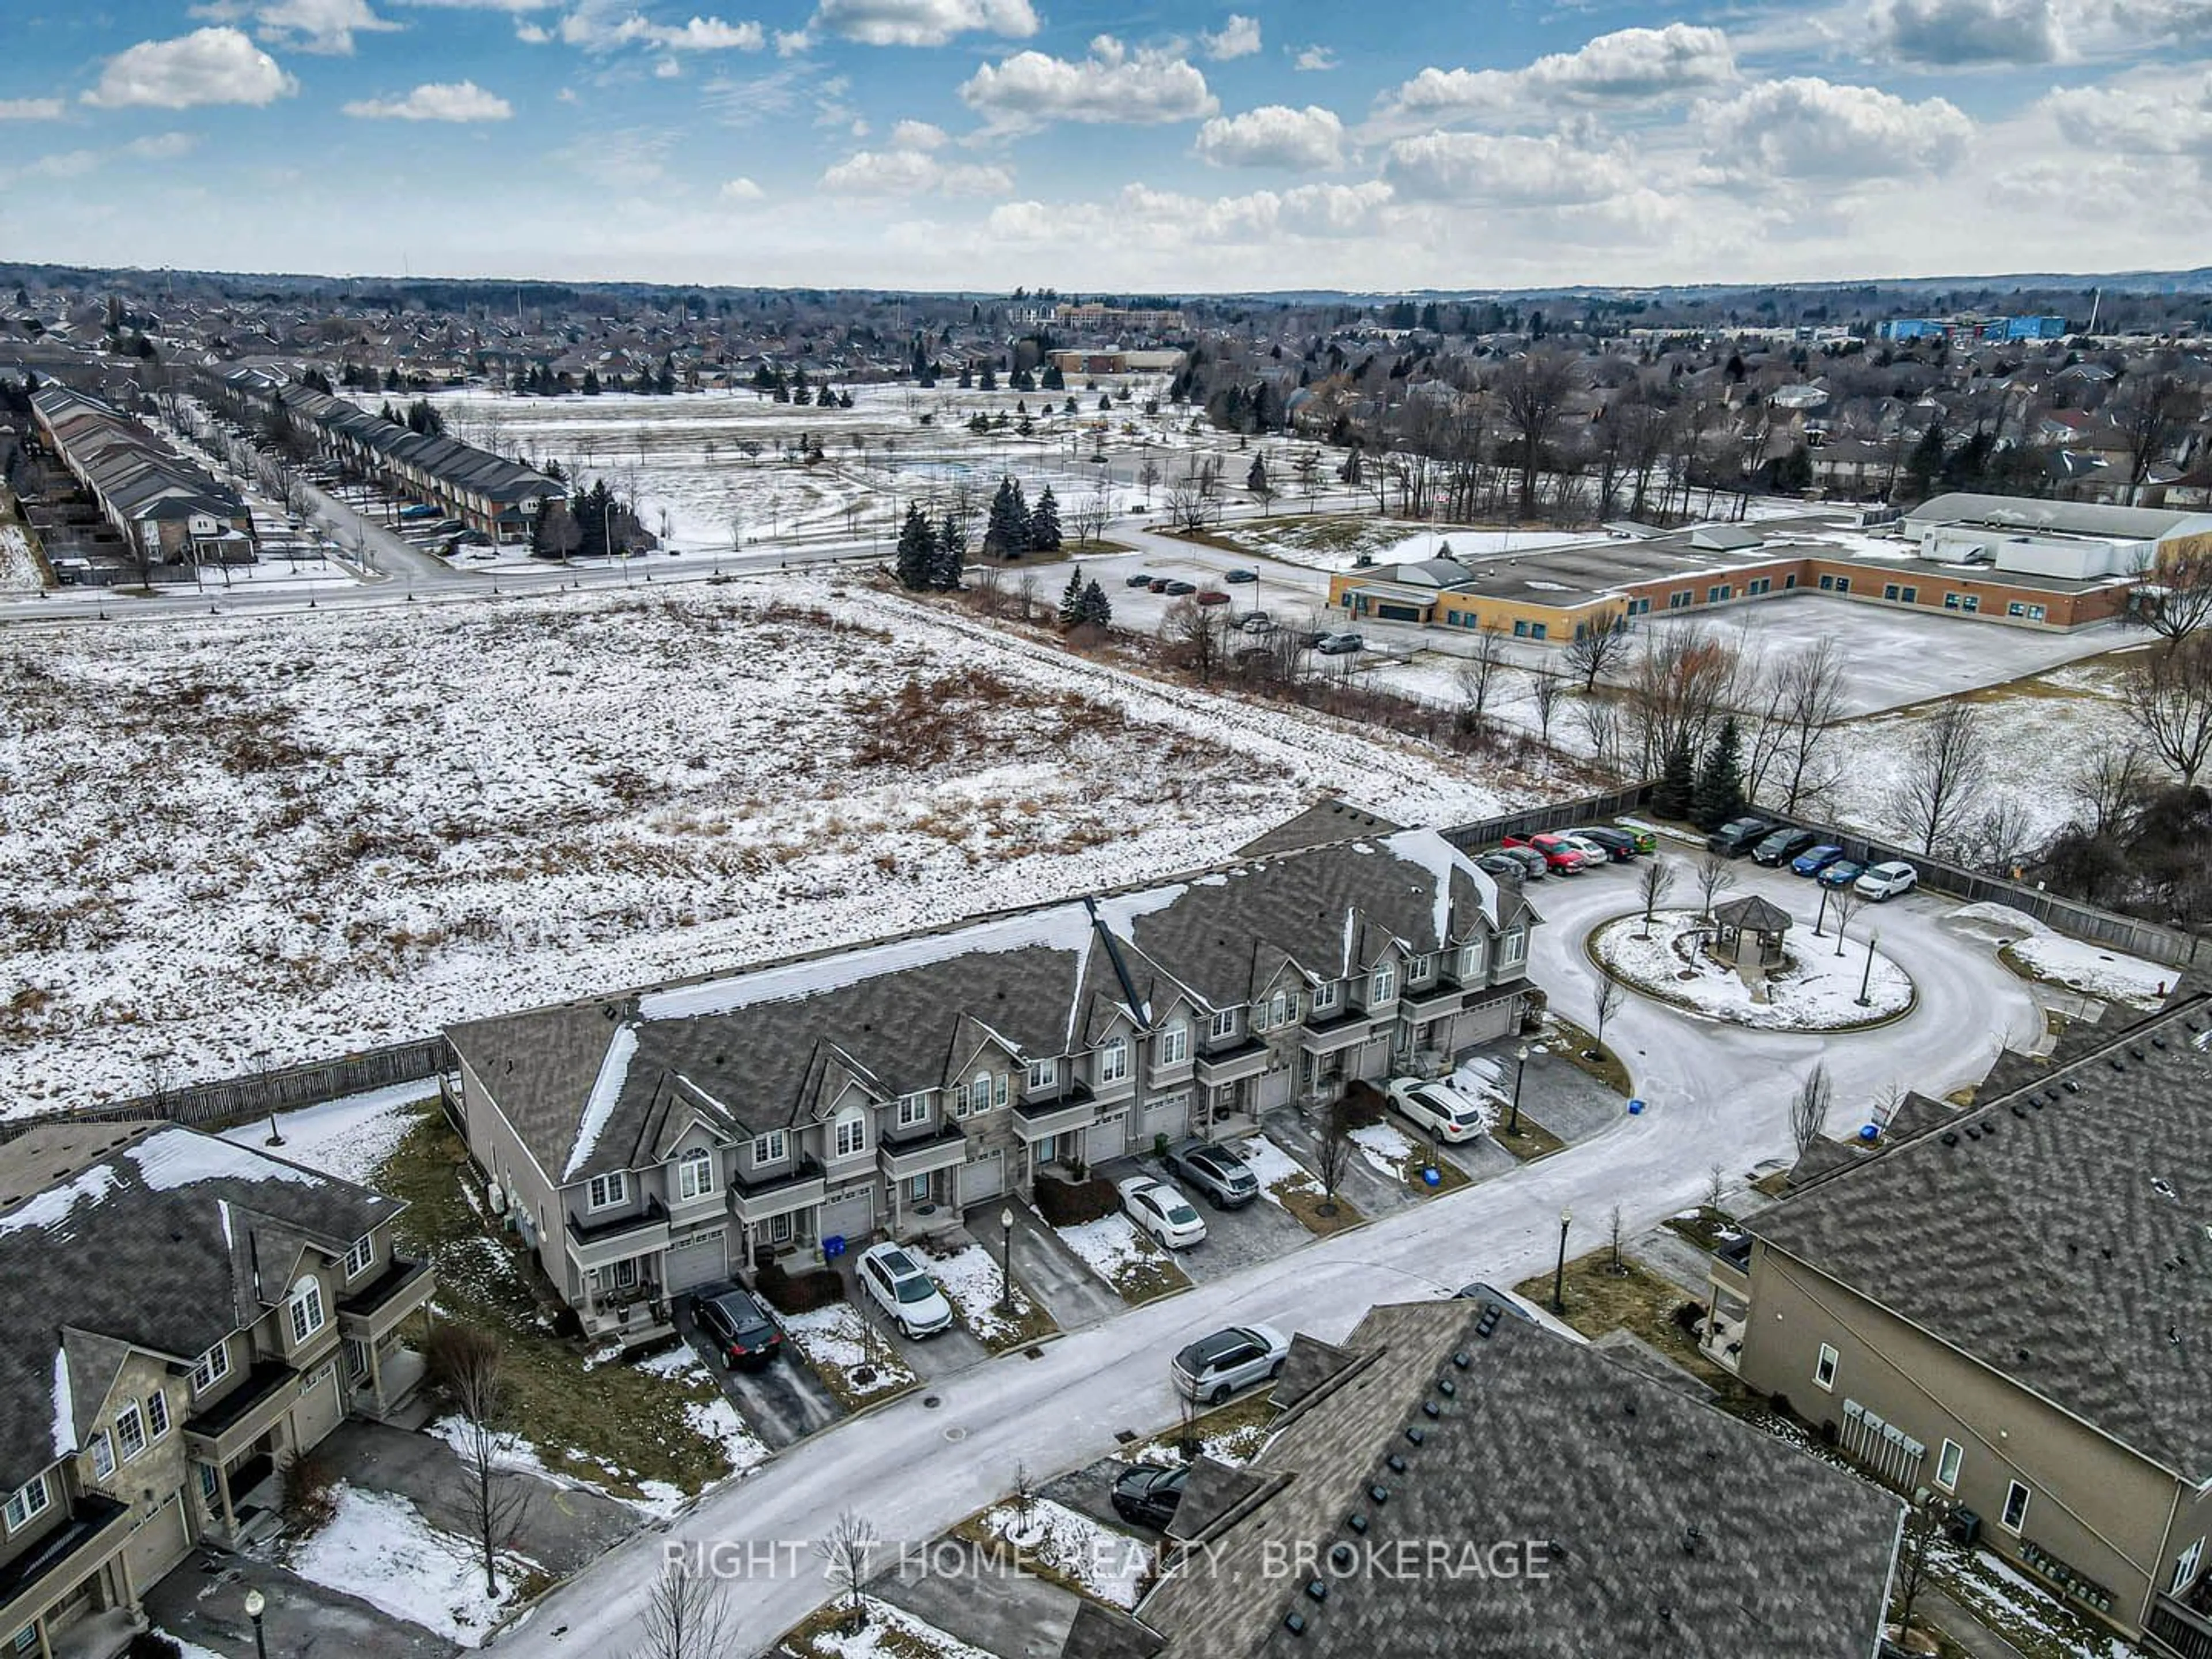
xmin=1752 ymin=995 xmax=2212 ymax=1481
xmin=1123 ymin=1300 xmax=1899 ymax=1658
xmin=0 ymin=1121 xmax=403 ymax=1493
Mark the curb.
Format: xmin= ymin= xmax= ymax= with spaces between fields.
xmin=1583 ymin=910 xmax=1921 ymax=1036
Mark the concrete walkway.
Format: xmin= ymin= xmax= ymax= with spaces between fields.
xmin=1919 ymin=1584 xmax=2031 ymax=1659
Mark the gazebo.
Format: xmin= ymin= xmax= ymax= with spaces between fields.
xmin=1710 ymin=895 xmax=1793 ymax=969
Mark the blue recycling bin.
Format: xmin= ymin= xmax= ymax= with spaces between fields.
xmin=1627 ymin=1098 xmax=1646 ymax=1116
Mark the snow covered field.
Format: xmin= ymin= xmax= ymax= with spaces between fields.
xmin=914 ymin=1238 xmax=1049 ymax=1347
xmin=784 ymin=1304 xmax=919 ymax=1405
xmin=0 ymin=524 xmax=41 ymax=592
xmin=1593 ymin=911 xmax=1914 ymax=1029
xmin=973 ymin=1497 xmax=1150 ymax=1608
xmin=0 ymin=571 xmax=1547 ymax=1108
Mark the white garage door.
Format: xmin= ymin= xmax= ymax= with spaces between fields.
xmin=291 ymin=1362 xmax=344 ymax=1452
xmin=1142 ymin=1092 xmax=1190 ymax=1146
xmin=1258 ymin=1063 xmax=1295 ymax=1111
xmin=1085 ymin=1113 xmax=1127 ymax=1164
xmin=663 ymin=1226 xmax=729 ymax=1293
xmin=818 ymin=1184 xmax=874 ymax=1247
xmin=959 ymin=1150 xmax=1005 ymax=1205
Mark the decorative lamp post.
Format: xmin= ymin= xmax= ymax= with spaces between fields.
xmin=244 ymin=1589 xmax=270 ymax=1659
xmin=999 ymin=1207 xmax=1016 ymax=1317
xmin=1856 ymin=929 xmax=1881 ymax=1008
xmin=1508 ymin=1044 xmax=1530 ymax=1137
xmin=1551 ymin=1209 xmax=1573 ymax=1315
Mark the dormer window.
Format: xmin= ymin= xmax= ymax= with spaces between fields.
xmin=677 ymin=1147 xmax=717 ymax=1202
xmin=1409 ymin=953 xmax=1435 ymax=983
xmin=1157 ymin=1024 xmax=1188 ymax=1065
xmin=586 ymin=1171 xmax=628 ymax=1211
xmin=1370 ymin=963 xmax=1396 ymax=1005
xmin=1026 ymin=1059 xmax=1057 ymax=1090
xmin=1098 ymin=1036 xmax=1129 ymax=1084
xmin=1499 ymin=929 xmax=1527 ymax=967
xmin=752 ymin=1130 xmax=787 ymax=1165
xmin=1312 ymin=980 xmax=1339 ymax=1013
xmin=833 ymin=1106 xmax=868 ymax=1157
xmin=287 ymin=1276 xmax=327 ymax=1345
xmin=896 ymin=1092 xmax=931 ymax=1128
xmin=1459 ymin=940 xmax=1487 ymax=978
xmin=344 ymin=1233 xmax=375 ymax=1281
xmin=1209 ymin=1009 xmax=1238 ymax=1041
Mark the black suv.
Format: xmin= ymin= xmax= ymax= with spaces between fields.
xmin=1751 ymin=826 xmax=1817 ymax=867
xmin=694 ymin=1286 xmax=784 ymax=1370
xmin=1111 ymin=1464 xmax=1188 ymax=1529
xmin=1705 ymin=816 xmax=1775 ymax=858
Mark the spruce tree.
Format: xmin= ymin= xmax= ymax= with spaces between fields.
xmin=978 ymin=363 xmax=998 ymax=392
xmin=894 ymin=505 xmax=937 ymax=590
xmin=985 ymin=478 xmax=1031 ymax=558
xmin=1691 ymin=717 xmax=1748 ymax=831
xmin=1654 ymin=737 xmax=1696 ymax=820
xmin=1078 ymin=578 xmax=1112 ymax=628
xmin=1056 ymin=569 xmax=1086 ymax=628
xmin=1029 ymin=486 xmax=1062 ymax=552
xmin=931 ymin=515 xmax=967 ymax=589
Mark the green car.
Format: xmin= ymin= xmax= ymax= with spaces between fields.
xmin=1612 ymin=822 xmax=1658 ymax=855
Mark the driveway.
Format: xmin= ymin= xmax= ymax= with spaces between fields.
xmin=675 ymin=1288 xmax=845 ymax=1450
xmin=1456 ymin=1039 xmax=1632 ymax=1146
xmin=1260 ymin=1103 xmax=1417 ymax=1221
xmin=997 ymin=1200 xmax=1125 ymax=1332
xmin=835 ymin=1256 xmax=995 ymax=1383
xmin=870 ymin=1534 xmax=1088 ymax=1659
xmin=144 ymin=1548 xmax=458 ymax=1659
xmin=1097 ymin=1150 xmax=1311 ymax=1286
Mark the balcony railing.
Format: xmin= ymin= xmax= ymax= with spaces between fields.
xmin=2149 ymin=1593 xmax=2212 ymax=1659
xmin=0 ymin=1495 xmax=131 ymax=1638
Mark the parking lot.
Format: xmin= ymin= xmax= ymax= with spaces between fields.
xmin=1096 ymin=1150 xmax=1313 ymax=1286
xmin=673 ymin=1287 xmax=844 ymax=1450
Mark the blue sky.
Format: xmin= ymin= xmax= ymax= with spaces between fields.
xmin=3 ymin=0 xmax=2209 ymax=290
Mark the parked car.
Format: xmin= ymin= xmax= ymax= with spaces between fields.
xmin=855 ymin=1243 xmax=955 ymax=1338
xmin=1149 ymin=578 xmax=1172 ymax=593
xmin=1856 ymin=860 xmax=1921 ymax=901
xmin=1613 ymin=823 xmax=1658 ymax=855
xmin=1163 ymin=580 xmax=1199 ymax=596
xmin=1111 ymin=1463 xmax=1188 ymax=1528
xmin=1236 ymin=611 xmax=1273 ymax=634
xmin=693 ymin=1286 xmax=784 ymax=1370
xmin=1817 ymin=857 xmax=1866 ymax=888
xmin=1556 ymin=832 xmax=1618 ymax=868
xmin=1315 ymin=632 xmax=1362 ymax=656
xmin=1125 ymin=571 xmax=1157 ymax=588
xmin=1223 ymin=568 xmax=1259 ymax=584
xmin=1705 ymin=816 xmax=1775 ymax=858
xmin=1503 ymin=832 xmax=1589 ymax=873
xmin=1476 ymin=850 xmax=1535 ymax=882
xmin=1385 ymin=1077 xmax=1491 ymax=1144
xmin=1568 ymin=825 xmax=1639 ymax=861
xmin=1791 ymin=843 xmax=1846 ymax=877
xmin=1195 ymin=590 xmax=1231 ymax=607
xmin=1118 ymin=1175 xmax=1208 ymax=1248
xmin=1165 ymin=1140 xmax=1260 ymax=1209
xmin=1172 ymin=1323 xmax=1291 ymax=1404
xmin=398 ymin=503 xmax=440 ymax=520
xmin=1490 ymin=844 xmax=1549 ymax=881
xmin=1752 ymin=827 xmax=1819 ymax=867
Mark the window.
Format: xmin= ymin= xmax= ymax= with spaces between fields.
xmin=3 ymin=1474 xmax=50 ymax=1535
xmin=145 ymin=1390 xmax=169 ymax=1441
xmin=2027 ymin=603 xmax=2046 ymax=622
xmin=343 ymin=1233 xmax=375 ymax=1281
xmin=1098 ymin=1037 xmax=1129 ymax=1084
xmin=1818 ymin=573 xmax=1837 ymax=591
xmin=1813 ymin=1343 xmax=1838 ymax=1391
xmin=834 ymin=1107 xmax=868 ymax=1157
xmin=1409 ymin=952 xmax=1435 ymax=983
xmin=288 ymin=1277 xmax=327 ymax=1345
xmin=1209 ymin=1009 xmax=1237 ymax=1041
xmin=198 ymin=1463 xmax=218 ymax=1505
xmin=1158 ymin=1024 xmax=1188 ymax=1065
xmin=1783 ymin=573 xmax=1798 ymax=589
xmin=1025 ymin=1059 xmax=1056 ymax=1091
xmin=1312 ymin=980 xmax=1339 ymax=1013
xmin=677 ymin=1147 xmax=715 ymax=1202
xmin=2007 ymin=600 xmax=2024 ymax=618
xmin=769 ymin=1213 xmax=794 ymax=1245
xmin=2000 ymin=1480 xmax=2031 ymax=1532
xmin=2175 ymin=1537 xmax=2205 ymax=1595
xmin=996 ymin=1072 xmax=1008 ymax=1109
xmin=612 ymin=1257 xmax=641 ymax=1291
xmin=90 ymin=1431 xmax=116 ymax=1479
xmin=1528 ymin=622 xmax=1547 ymax=641
xmin=586 ymin=1171 xmax=628 ymax=1211
xmin=1265 ymin=989 xmax=1294 ymax=1028
xmin=897 ymin=1092 xmax=930 ymax=1127
xmin=752 ymin=1130 xmax=787 ymax=1166
xmin=115 ymin=1404 xmax=147 ymax=1464
xmin=1370 ymin=963 xmax=1396 ymax=1004
xmin=1883 ymin=583 xmax=1901 ymax=601
xmin=1747 ymin=577 xmax=1771 ymax=596
xmin=1512 ymin=619 xmax=1529 ymax=638
xmin=1707 ymin=585 xmax=1731 ymax=603
xmin=1935 ymin=1438 xmax=1961 ymax=1493
xmin=1458 ymin=940 xmax=1487 ymax=978
xmin=967 ymin=1073 xmax=994 ymax=1115
xmin=1833 ymin=575 xmax=1851 ymax=594
xmin=190 ymin=1342 xmax=230 ymax=1395
xmin=1499 ymin=929 xmax=1527 ymax=967
xmin=908 ymin=1174 xmax=930 ymax=1202
xmin=1960 ymin=594 xmax=1978 ymax=612
xmin=1901 ymin=586 xmax=1917 ymax=604
xmin=1668 ymin=590 xmax=1692 ymax=610
xmin=1942 ymin=591 xmax=1963 ymax=610
xmin=1626 ymin=597 xmax=1652 ymax=617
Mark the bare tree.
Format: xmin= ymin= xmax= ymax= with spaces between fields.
xmin=1624 ymin=626 xmax=1741 ymax=776
xmin=1827 ymin=882 xmax=1865 ymax=957
xmin=1137 ymin=457 xmax=1161 ymax=508
xmin=1637 ymin=858 xmax=1677 ymax=938
xmin=1692 ymin=850 xmax=1736 ymax=919
xmin=2120 ymin=634 xmax=2212 ymax=785
xmin=2065 ymin=744 xmax=2150 ymax=836
xmin=1705 ymin=1162 xmax=1726 ymax=1213
xmin=1607 ymin=1203 xmax=1626 ymax=1275
xmin=2112 ymin=366 xmax=2198 ymax=507
xmin=632 ymin=1555 xmax=737 ymax=1659
xmin=1161 ymin=597 xmax=1231 ymax=683
xmin=1494 ymin=348 xmax=1579 ymax=521
xmin=815 ymin=1511 xmax=879 ymax=1635
xmin=1312 ymin=1097 xmax=1354 ymax=1218
xmin=1070 ymin=488 xmax=1113 ymax=547
xmin=1763 ymin=639 xmax=1849 ymax=814
xmin=1885 ymin=700 xmax=1991 ymax=856
xmin=1589 ymin=976 xmax=1625 ymax=1060
xmin=430 ymin=1325 xmax=530 ymax=1601
xmin=1574 ymin=693 xmax=1626 ymax=776
xmin=1454 ymin=623 xmax=1512 ymax=732
xmin=1016 ymin=570 xmax=1041 ymax=625
xmin=1790 ymin=1062 xmax=1832 ymax=1158
xmin=1527 ymin=671 xmax=1563 ymax=745
xmin=1892 ymin=1490 xmax=1952 ymax=1650
xmin=2134 ymin=539 xmax=2212 ymax=648
xmin=968 ymin=561 xmax=1007 ymax=618
xmin=1563 ymin=613 xmax=1633 ymax=692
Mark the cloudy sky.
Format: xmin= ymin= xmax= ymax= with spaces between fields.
xmin=4 ymin=0 xmax=2210 ymax=291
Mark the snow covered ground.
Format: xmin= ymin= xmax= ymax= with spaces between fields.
xmin=283 ymin=1483 xmax=537 ymax=1647
xmin=779 ymin=1596 xmax=997 ymax=1659
xmin=1212 ymin=517 xmax=1588 ymax=574
xmin=914 ymin=1239 xmax=1047 ymax=1347
xmin=2006 ymin=930 xmax=2175 ymax=1008
xmin=0 ymin=524 xmax=41 ymax=592
xmin=0 ymin=571 xmax=1548 ymax=1109
xmin=1231 ymin=1133 xmax=1320 ymax=1209
xmin=1349 ymin=1121 xmax=1428 ymax=1182
xmin=783 ymin=1304 xmax=919 ymax=1405
xmin=1054 ymin=1213 xmax=1177 ymax=1297
xmin=217 ymin=1083 xmax=434 ymax=1186
xmin=1593 ymin=911 xmax=1914 ymax=1029
xmin=974 ymin=1497 xmax=1150 ymax=1608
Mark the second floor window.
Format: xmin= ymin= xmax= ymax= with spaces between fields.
xmin=344 ymin=1234 xmax=375 ymax=1281
xmin=1499 ymin=929 xmax=1527 ymax=967
xmin=191 ymin=1342 xmax=230 ymax=1396
xmin=1157 ymin=1024 xmax=1188 ymax=1065
xmin=115 ymin=1404 xmax=147 ymax=1463
xmin=1409 ymin=953 xmax=1435 ymax=983
xmin=1370 ymin=964 xmax=1396 ymax=1004
xmin=677 ymin=1148 xmax=716 ymax=1202
xmin=896 ymin=1092 xmax=930 ymax=1128
xmin=1209 ymin=1009 xmax=1237 ymax=1040
xmin=289 ymin=1277 xmax=327 ymax=1345
xmin=1026 ymin=1059 xmax=1057 ymax=1090
xmin=586 ymin=1171 xmax=628 ymax=1211
xmin=969 ymin=1073 xmax=996 ymax=1115
xmin=3 ymin=1472 xmax=51 ymax=1535
xmin=90 ymin=1431 xmax=116 ymax=1480
xmin=1312 ymin=980 xmax=1339 ymax=1013
xmin=1459 ymin=940 xmax=1487 ymax=978
xmin=145 ymin=1391 xmax=170 ymax=1441
xmin=752 ymin=1130 xmax=787 ymax=1165
xmin=1098 ymin=1037 xmax=1129 ymax=1084
xmin=834 ymin=1108 xmax=867 ymax=1158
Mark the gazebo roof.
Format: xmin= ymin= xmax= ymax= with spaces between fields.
xmin=1713 ymin=894 xmax=1793 ymax=933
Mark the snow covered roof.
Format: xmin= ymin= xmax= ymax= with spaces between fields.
xmin=0 ymin=1120 xmax=403 ymax=1493
xmin=1907 ymin=492 xmax=2212 ymax=543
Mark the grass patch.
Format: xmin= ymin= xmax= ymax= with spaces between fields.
xmin=782 ymin=1304 xmax=921 ymax=1410
xmin=1122 ymin=1392 xmax=1282 ymax=1468
xmin=1112 ymin=1249 xmax=1194 ymax=1306
xmin=373 ymin=1108 xmax=736 ymax=1501
xmin=1515 ymin=1251 xmax=1750 ymax=1403
xmin=1272 ymin=1183 xmax=1366 ymax=1236
xmin=1493 ymin=1115 xmax=1567 ymax=1162
xmin=1751 ymin=1171 xmax=1793 ymax=1199
xmin=1661 ymin=1206 xmax=1746 ymax=1254
xmin=1533 ymin=1013 xmax=1633 ymax=1096
xmin=774 ymin=1596 xmax=979 ymax=1659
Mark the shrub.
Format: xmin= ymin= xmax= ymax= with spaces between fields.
xmin=1035 ymin=1173 xmax=1120 ymax=1228
xmin=756 ymin=1258 xmax=844 ymax=1315
xmin=1337 ymin=1078 xmax=1387 ymax=1129
xmin=127 ymin=1636 xmax=183 ymax=1659
xmin=279 ymin=1450 xmax=338 ymax=1534
xmin=422 ymin=1321 xmax=502 ymax=1403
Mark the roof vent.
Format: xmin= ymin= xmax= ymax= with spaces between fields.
xmin=1346 ymin=1514 xmax=1369 ymax=1535
xmin=1683 ymin=1525 xmax=1703 ymax=1555
xmin=2131 ymin=1046 xmax=2147 ymax=1060
xmin=1982 ymin=1120 xmax=1998 ymax=1137
xmin=1436 ymin=1378 xmax=1457 ymax=1397
xmin=2153 ymin=1177 xmax=2177 ymax=1201
xmin=2110 ymin=1056 xmax=2127 ymax=1072
xmin=1624 ymin=1400 xmax=1638 ymax=1418
xmin=1964 ymin=1126 xmax=1982 ymax=1141
xmin=2011 ymin=1104 xmax=2028 ymax=1119
xmin=1305 ymin=1580 xmax=1330 ymax=1604
xmin=1451 ymin=1350 xmax=1471 ymax=1369
xmin=1368 ymin=1483 xmax=1389 ymax=1505
xmin=2063 ymin=1080 xmax=2081 ymax=1093
xmin=1330 ymin=1543 xmax=1357 ymax=1571
xmin=1386 ymin=1453 xmax=1408 ymax=1474
xmin=1406 ymin=1425 xmax=1427 ymax=1444
xmin=1283 ymin=1612 xmax=1308 ymax=1637
xmin=1422 ymin=1400 xmax=1441 ymax=1419
xmin=1941 ymin=1132 xmax=1959 ymax=1147
xmin=2154 ymin=1036 xmax=2171 ymax=1051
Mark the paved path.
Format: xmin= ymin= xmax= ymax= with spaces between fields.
xmin=493 ymin=864 xmax=2039 ymax=1657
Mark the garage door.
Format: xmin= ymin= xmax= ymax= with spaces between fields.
xmin=958 ymin=1150 xmax=1005 ymax=1205
xmin=818 ymin=1184 xmax=874 ymax=1247
xmin=123 ymin=1492 xmax=190 ymax=1592
xmin=1142 ymin=1092 xmax=1190 ymax=1146
xmin=663 ymin=1226 xmax=729 ymax=1293
xmin=1258 ymin=1063 xmax=1294 ymax=1112
xmin=291 ymin=1362 xmax=344 ymax=1452
xmin=1085 ymin=1113 xmax=1126 ymax=1164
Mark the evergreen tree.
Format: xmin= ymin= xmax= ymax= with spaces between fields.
xmin=582 ymin=369 xmax=601 ymax=395
xmin=1904 ymin=419 xmax=1945 ymax=499
xmin=978 ymin=363 xmax=998 ymax=392
xmin=957 ymin=363 xmax=973 ymax=389
xmin=1056 ymin=568 xmax=1086 ymax=628
xmin=984 ymin=477 xmax=1031 ymax=557
xmin=383 ymin=367 xmax=402 ymax=391
xmin=1246 ymin=454 xmax=1268 ymax=493
xmin=1077 ymin=578 xmax=1112 ymax=629
xmin=1654 ymin=737 xmax=1696 ymax=820
xmin=1691 ymin=717 xmax=1748 ymax=831
xmin=574 ymin=480 xmax=613 ymax=560
xmin=931 ymin=514 xmax=967 ymax=589
xmin=893 ymin=503 xmax=937 ymax=590
xmin=1041 ymin=362 xmax=1065 ymax=391
xmin=1029 ymin=486 xmax=1062 ymax=552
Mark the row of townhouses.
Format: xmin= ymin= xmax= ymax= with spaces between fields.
xmin=28 ymin=388 xmax=254 ymax=569
xmin=0 ymin=1122 xmax=434 ymax=1659
xmin=1707 ymin=995 xmax=2212 ymax=1656
xmin=448 ymin=828 xmax=1539 ymax=1349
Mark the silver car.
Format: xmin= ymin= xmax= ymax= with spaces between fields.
xmin=1172 ymin=1323 xmax=1291 ymax=1404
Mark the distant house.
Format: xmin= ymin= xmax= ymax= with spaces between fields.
xmin=0 ymin=1122 xmax=434 ymax=1657
xmin=29 ymin=387 xmax=255 ymax=568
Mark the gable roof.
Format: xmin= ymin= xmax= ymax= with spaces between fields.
xmin=1130 ymin=1300 xmax=1899 ymax=1658
xmin=1752 ymin=996 xmax=2212 ymax=1481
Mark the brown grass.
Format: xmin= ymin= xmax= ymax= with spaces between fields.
xmin=1493 ymin=1116 xmax=1567 ymax=1162
xmin=1273 ymin=1185 xmax=1366 ymax=1236
xmin=1515 ymin=1251 xmax=1751 ymax=1403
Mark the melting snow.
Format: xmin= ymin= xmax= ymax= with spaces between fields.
xmin=563 ymin=1022 xmax=641 ymax=1180
xmin=286 ymin=1483 xmax=538 ymax=1647
xmin=0 ymin=1162 xmax=123 ymax=1240
xmin=50 ymin=1347 xmax=74 ymax=1457
xmin=129 ymin=1129 xmax=323 ymax=1193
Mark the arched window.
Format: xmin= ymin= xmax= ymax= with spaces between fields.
xmin=677 ymin=1147 xmax=715 ymax=1202
xmin=287 ymin=1276 xmax=326 ymax=1345
xmin=1099 ymin=1036 xmax=1129 ymax=1084
xmin=834 ymin=1105 xmax=868 ymax=1158
xmin=972 ymin=1071 xmax=995 ymax=1114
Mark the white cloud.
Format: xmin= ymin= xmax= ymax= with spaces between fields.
xmin=1383 ymin=23 xmax=1734 ymax=120
xmin=516 ymin=18 xmax=550 ymax=37
xmin=774 ymin=26 xmax=811 ymax=52
xmin=1384 ymin=129 xmax=1635 ymax=205
xmin=554 ymin=127 xmax=671 ymax=184
xmin=343 ymin=78 xmax=514 ymax=119
xmin=83 ymin=28 xmax=300 ymax=109
xmin=2043 ymin=70 xmax=2212 ymax=154
xmin=191 ymin=0 xmax=399 ymax=54
xmin=821 ymin=139 xmax=1012 ymax=195
xmin=0 ymin=99 xmax=65 ymax=119
xmin=653 ymin=15 xmax=766 ymax=48
xmin=1869 ymin=0 xmax=2066 ymax=65
xmin=655 ymin=55 xmax=681 ymax=74
xmin=810 ymin=0 xmax=1036 ymax=47
xmin=1293 ymin=44 xmax=1337 ymax=72
xmin=22 ymin=130 xmax=200 ymax=181
xmin=1194 ymin=104 xmax=1345 ymax=169
xmin=1199 ymin=14 xmax=1261 ymax=60
xmin=557 ymin=9 xmax=764 ymax=51
xmin=988 ymin=177 xmax=1391 ymax=248
xmin=1695 ymin=77 xmax=1973 ymax=179
xmin=889 ymin=118 xmax=947 ymax=149
xmin=960 ymin=37 xmax=1218 ymax=130
xmin=719 ymin=174 xmax=766 ymax=199
xmin=123 ymin=131 xmax=200 ymax=158
xmin=25 ymin=150 xmax=104 ymax=180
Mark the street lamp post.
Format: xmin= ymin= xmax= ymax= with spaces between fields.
xmin=998 ymin=1207 xmax=1016 ymax=1317
xmin=243 ymin=1588 xmax=269 ymax=1659
xmin=1508 ymin=1044 xmax=1530 ymax=1137
xmin=1855 ymin=929 xmax=1881 ymax=1007
xmin=1551 ymin=1209 xmax=1573 ymax=1315
xmin=1812 ymin=883 xmax=1832 ymax=938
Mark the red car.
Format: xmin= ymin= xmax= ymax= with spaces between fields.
xmin=1502 ymin=832 xmax=1590 ymax=873
xmin=1195 ymin=590 xmax=1231 ymax=606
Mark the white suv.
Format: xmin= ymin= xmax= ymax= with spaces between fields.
xmin=1385 ymin=1077 xmax=1491 ymax=1143
xmin=1854 ymin=860 xmax=1919 ymax=902
xmin=856 ymin=1243 xmax=955 ymax=1338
